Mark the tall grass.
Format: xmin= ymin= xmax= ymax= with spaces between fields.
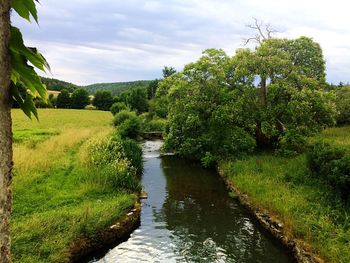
xmin=11 ymin=109 xmax=138 ymax=263
xmin=220 ymin=126 xmax=350 ymax=263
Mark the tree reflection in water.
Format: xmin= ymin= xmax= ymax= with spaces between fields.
xmin=156 ymin=156 xmax=292 ymax=263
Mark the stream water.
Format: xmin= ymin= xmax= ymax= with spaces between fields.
xmin=95 ymin=140 xmax=294 ymax=263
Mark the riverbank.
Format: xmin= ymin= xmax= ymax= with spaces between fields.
xmin=11 ymin=109 xmax=142 ymax=263
xmin=219 ymin=126 xmax=350 ymax=263
xmin=97 ymin=140 xmax=293 ymax=262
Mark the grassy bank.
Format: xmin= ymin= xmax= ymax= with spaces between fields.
xmin=220 ymin=126 xmax=350 ymax=263
xmin=11 ymin=109 xmax=139 ymax=263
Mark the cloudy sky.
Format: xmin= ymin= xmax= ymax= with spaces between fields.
xmin=12 ymin=0 xmax=350 ymax=85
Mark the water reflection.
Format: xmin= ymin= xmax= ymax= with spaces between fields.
xmin=95 ymin=141 xmax=293 ymax=263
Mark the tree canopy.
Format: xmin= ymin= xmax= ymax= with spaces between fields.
xmin=70 ymin=88 xmax=90 ymax=109
xmin=92 ymin=90 xmax=114 ymax=111
xmin=161 ymin=37 xmax=337 ymax=162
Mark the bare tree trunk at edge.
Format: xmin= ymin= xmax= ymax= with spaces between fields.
xmin=0 ymin=1 xmax=12 ymax=262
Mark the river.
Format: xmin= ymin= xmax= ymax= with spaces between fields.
xmin=94 ymin=140 xmax=294 ymax=262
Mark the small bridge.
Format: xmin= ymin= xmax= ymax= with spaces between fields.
xmin=142 ymin=132 xmax=163 ymax=140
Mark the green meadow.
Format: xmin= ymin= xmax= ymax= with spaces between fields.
xmin=220 ymin=126 xmax=350 ymax=263
xmin=11 ymin=109 xmax=137 ymax=263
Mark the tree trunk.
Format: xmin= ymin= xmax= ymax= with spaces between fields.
xmin=0 ymin=1 xmax=12 ymax=262
xmin=259 ymin=76 xmax=267 ymax=107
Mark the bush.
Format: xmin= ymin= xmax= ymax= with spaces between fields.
xmin=117 ymin=119 xmax=141 ymax=139
xmin=201 ymin=152 xmax=216 ymax=168
xmin=84 ymin=136 xmax=141 ymax=192
xmin=120 ymin=138 xmax=143 ymax=175
xmin=113 ymin=110 xmax=141 ymax=139
xmin=110 ymin=102 xmax=128 ymax=115
xmin=113 ymin=110 xmax=137 ymax=126
xmin=141 ymin=118 xmax=167 ymax=132
xmin=335 ymin=86 xmax=350 ymax=125
xmin=278 ymin=129 xmax=307 ymax=156
xmin=307 ymin=141 xmax=350 ymax=200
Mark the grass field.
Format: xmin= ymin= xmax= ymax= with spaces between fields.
xmin=220 ymin=126 xmax=350 ymax=263
xmin=11 ymin=109 xmax=136 ymax=263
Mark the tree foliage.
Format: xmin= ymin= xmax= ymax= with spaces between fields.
xmin=10 ymin=0 xmax=49 ymax=119
xmin=41 ymin=77 xmax=78 ymax=92
xmin=56 ymin=89 xmax=71 ymax=109
xmin=84 ymin=80 xmax=151 ymax=96
xmin=162 ymin=38 xmax=337 ymax=161
xmin=110 ymin=102 xmax=128 ymax=115
xmin=92 ymin=90 xmax=114 ymax=111
xmin=113 ymin=110 xmax=141 ymax=139
xmin=70 ymin=88 xmax=90 ymax=109
xmin=335 ymin=86 xmax=350 ymax=125
xmin=125 ymin=88 xmax=149 ymax=114
xmin=162 ymin=66 xmax=177 ymax=78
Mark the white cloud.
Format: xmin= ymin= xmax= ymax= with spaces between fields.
xmin=12 ymin=0 xmax=350 ymax=85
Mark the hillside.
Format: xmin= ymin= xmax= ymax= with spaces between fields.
xmin=84 ymin=80 xmax=151 ymax=96
xmin=41 ymin=77 xmax=79 ymax=92
xmin=41 ymin=77 xmax=151 ymax=96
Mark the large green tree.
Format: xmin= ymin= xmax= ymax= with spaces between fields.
xmin=164 ymin=49 xmax=256 ymax=162
xmin=1 ymin=0 xmax=48 ymax=261
xmin=92 ymin=90 xmax=114 ymax=111
xmin=125 ymin=88 xmax=148 ymax=114
xmin=70 ymin=88 xmax=90 ymax=109
xmin=162 ymin=37 xmax=337 ymax=162
xmin=56 ymin=89 xmax=71 ymax=109
xmin=233 ymin=37 xmax=333 ymax=147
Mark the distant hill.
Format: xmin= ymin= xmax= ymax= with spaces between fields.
xmin=83 ymin=80 xmax=151 ymax=96
xmin=41 ymin=77 xmax=79 ymax=93
xmin=41 ymin=77 xmax=151 ymax=96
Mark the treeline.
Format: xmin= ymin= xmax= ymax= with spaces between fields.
xmin=41 ymin=77 xmax=79 ymax=92
xmin=41 ymin=77 xmax=151 ymax=96
xmin=109 ymin=66 xmax=177 ymax=136
xmin=84 ymin=80 xmax=151 ymax=96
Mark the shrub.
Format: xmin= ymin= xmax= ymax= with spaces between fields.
xmin=117 ymin=119 xmax=141 ymax=139
xmin=113 ymin=110 xmax=141 ymax=139
xmin=278 ymin=129 xmax=307 ymax=156
xmin=122 ymin=140 xmax=142 ymax=174
xmin=141 ymin=118 xmax=167 ymax=132
xmin=335 ymin=86 xmax=350 ymax=125
xmin=111 ymin=135 xmax=143 ymax=175
xmin=113 ymin=110 xmax=137 ymax=126
xmin=84 ymin=136 xmax=141 ymax=192
xmin=110 ymin=102 xmax=128 ymax=115
xmin=307 ymin=141 xmax=350 ymax=200
xmin=201 ymin=152 xmax=216 ymax=168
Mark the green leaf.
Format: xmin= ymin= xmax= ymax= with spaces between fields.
xmin=11 ymin=84 xmax=38 ymax=120
xmin=10 ymin=27 xmax=50 ymax=72
xmin=11 ymin=0 xmax=38 ymax=23
xmin=10 ymin=50 xmax=47 ymax=101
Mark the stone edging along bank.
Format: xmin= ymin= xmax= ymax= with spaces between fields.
xmin=217 ymin=167 xmax=324 ymax=263
xmin=67 ymin=200 xmax=141 ymax=263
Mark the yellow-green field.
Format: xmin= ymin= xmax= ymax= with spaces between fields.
xmin=220 ymin=126 xmax=350 ymax=263
xmin=11 ymin=109 xmax=136 ymax=263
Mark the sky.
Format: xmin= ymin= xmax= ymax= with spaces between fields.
xmin=12 ymin=0 xmax=350 ymax=85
